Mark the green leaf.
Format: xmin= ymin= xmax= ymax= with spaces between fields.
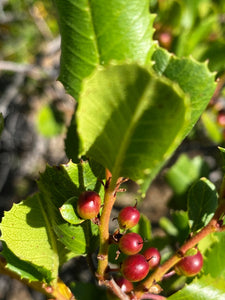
xmin=187 ymin=178 xmax=218 ymax=232
xmin=1 ymin=241 xmax=52 ymax=283
xmin=54 ymin=0 xmax=155 ymax=99
xmin=165 ymin=154 xmax=209 ymax=210
xmin=0 ymin=113 xmax=3 ymax=136
xmin=60 ymin=196 xmax=84 ymax=225
xmin=168 ymin=275 xmax=225 ymax=299
xmin=171 ymin=210 xmax=190 ymax=244
xmin=152 ymin=47 xmax=216 ymax=135
xmin=77 ymin=63 xmax=190 ymax=194
xmin=37 ymin=160 xmax=103 ymax=254
xmin=36 ymin=104 xmax=65 ymax=137
xmin=201 ymin=111 xmax=223 ymax=144
xmin=0 ymin=193 xmax=60 ymax=282
xmin=203 ymin=232 xmax=225 ymax=279
xmin=166 ymin=154 xmax=209 ymax=195
xmin=0 ymin=160 xmax=103 ymax=283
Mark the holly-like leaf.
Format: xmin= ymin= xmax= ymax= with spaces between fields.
xmin=152 ymin=47 xmax=216 ymax=135
xmin=0 ymin=193 xmax=60 ymax=282
xmin=0 ymin=241 xmax=52 ymax=283
xmin=54 ymin=0 xmax=155 ymax=99
xmin=0 ymin=112 xmax=3 ymax=136
xmin=168 ymin=275 xmax=225 ymax=299
xmin=0 ymin=160 xmax=103 ymax=283
xmin=77 ymin=63 xmax=190 ymax=194
xmin=187 ymin=178 xmax=218 ymax=232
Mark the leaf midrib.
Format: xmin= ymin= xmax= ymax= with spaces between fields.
xmin=111 ymin=75 xmax=153 ymax=186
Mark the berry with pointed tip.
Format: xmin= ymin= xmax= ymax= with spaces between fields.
xmin=114 ymin=277 xmax=133 ymax=293
xmin=175 ymin=250 xmax=203 ymax=277
xmin=143 ymin=247 xmax=161 ymax=269
xmin=118 ymin=206 xmax=140 ymax=229
xmin=118 ymin=232 xmax=143 ymax=255
xmin=77 ymin=191 xmax=101 ymax=220
xmin=121 ymin=254 xmax=149 ymax=282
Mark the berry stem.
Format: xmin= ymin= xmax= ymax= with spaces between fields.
xmin=134 ymin=202 xmax=225 ymax=299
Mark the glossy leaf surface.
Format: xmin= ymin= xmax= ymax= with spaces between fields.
xmin=54 ymin=0 xmax=155 ymax=99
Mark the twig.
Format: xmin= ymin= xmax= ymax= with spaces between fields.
xmin=103 ymin=278 xmax=130 ymax=300
xmin=96 ymin=169 xmax=117 ymax=280
xmin=134 ymin=201 xmax=225 ymax=299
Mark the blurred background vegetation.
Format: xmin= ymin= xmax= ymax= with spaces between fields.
xmin=0 ymin=0 xmax=225 ymax=299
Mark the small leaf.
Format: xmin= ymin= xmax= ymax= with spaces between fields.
xmin=166 ymin=154 xmax=209 ymax=195
xmin=168 ymin=275 xmax=225 ymax=299
xmin=184 ymin=247 xmax=198 ymax=257
xmin=201 ymin=111 xmax=222 ymax=144
xmin=60 ymin=196 xmax=84 ymax=225
xmin=159 ymin=217 xmax=178 ymax=237
xmin=77 ymin=63 xmax=190 ymax=195
xmin=187 ymin=178 xmax=218 ymax=232
xmin=171 ymin=210 xmax=190 ymax=244
xmin=36 ymin=104 xmax=65 ymax=137
xmin=166 ymin=154 xmax=209 ymax=210
xmin=55 ymin=0 xmax=155 ymax=99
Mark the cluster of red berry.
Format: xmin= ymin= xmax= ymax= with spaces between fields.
xmin=115 ymin=205 xmax=161 ymax=283
xmin=76 ymin=191 xmax=204 ymax=295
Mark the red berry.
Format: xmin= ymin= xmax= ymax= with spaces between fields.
xmin=77 ymin=191 xmax=101 ymax=220
xmin=217 ymin=110 xmax=225 ymax=127
xmin=121 ymin=254 xmax=149 ymax=282
xmin=119 ymin=232 xmax=143 ymax=255
xmin=143 ymin=247 xmax=161 ymax=269
xmin=175 ymin=250 xmax=203 ymax=277
xmin=114 ymin=277 xmax=133 ymax=293
xmin=118 ymin=206 xmax=140 ymax=229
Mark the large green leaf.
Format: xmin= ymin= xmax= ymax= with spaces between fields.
xmin=152 ymin=47 xmax=216 ymax=134
xmin=54 ymin=0 xmax=155 ymax=99
xmin=187 ymin=178 xmax=218 ymax=232
xmin=168 ymin=275 xmax=225 ymax=300
xmin=77 ymin=63 xmax=190 ymax=193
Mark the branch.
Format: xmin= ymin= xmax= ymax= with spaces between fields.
xmin=134 ymin=201 xmax=225 ymax=299
xmin=96 ymin=169 xmax=117 ymax=280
